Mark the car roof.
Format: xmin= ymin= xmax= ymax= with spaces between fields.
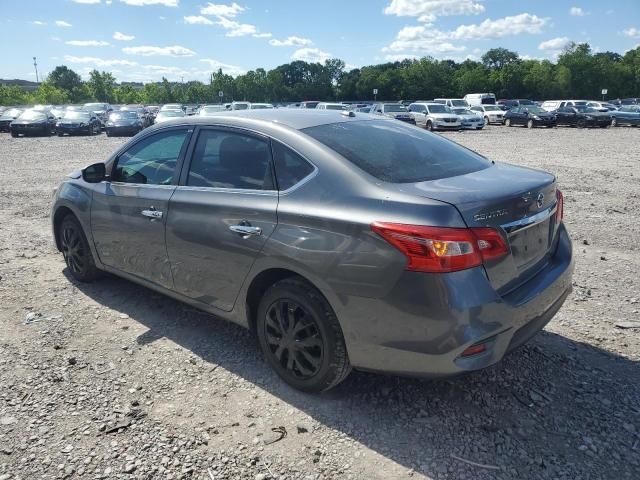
xmin=144 ymin=109 xmax=379 ymax=131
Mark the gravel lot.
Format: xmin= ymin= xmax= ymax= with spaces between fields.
xmin=0 ymin=125 xmax=639 ymax=480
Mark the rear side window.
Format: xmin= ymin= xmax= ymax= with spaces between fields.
xmin=187 ymin=129 xmax=273 ymax=190
xmin=303 ymin=120 xmax=490 ymax=183
xmin=272 ymin=142 xmax=314 ymax=190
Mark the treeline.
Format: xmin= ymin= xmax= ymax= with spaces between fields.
xmin=1 ymin=43 xmax=639 ymax=106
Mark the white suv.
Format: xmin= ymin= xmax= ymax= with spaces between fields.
xmin=408 ymin=102 xmax=461 ymax=131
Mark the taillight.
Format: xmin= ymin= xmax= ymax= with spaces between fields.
xmin=371 ymin=222 xmax=508 ymax=273
xmin=555 ymin=189 xmax=564 ymax=224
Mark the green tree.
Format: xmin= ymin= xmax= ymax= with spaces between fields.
xmin=29 ymin=82 xmax=69 ymax=104
xmin=86 ymin=70 xmax=116 ymax=102
xmin=47 ymin=66 xmax=82 ymax=97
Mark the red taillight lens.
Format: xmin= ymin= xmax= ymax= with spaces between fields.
xmin=555 ymin=189 xmax=564 ymax=224
xmin=371 ymin=223 xmax=508 ymax=273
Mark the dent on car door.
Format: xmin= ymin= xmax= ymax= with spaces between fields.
xmin=165 ymin=127 xmax=278 ymax=311
xmin=90 ymin=127 xmax=191 ymax=288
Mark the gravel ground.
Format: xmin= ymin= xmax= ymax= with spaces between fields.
xmin=0 ymin=125 xmax=639 ymax=480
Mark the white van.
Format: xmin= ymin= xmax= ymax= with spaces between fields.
xmin=463 ymin=93 xmax=496 ymax=106
xmin=434 ymin=98 xmax=470 ymax=109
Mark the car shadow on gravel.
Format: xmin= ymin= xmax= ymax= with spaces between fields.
xmin=68 ymin=270 xmax=640 ymax=480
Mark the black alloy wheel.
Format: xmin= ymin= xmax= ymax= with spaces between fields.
xmin=59 ymin=215 xmax=101 ymax=282
xmin=264 ymin=299 xmax=324 ymax=379
xmin=257 ymin=278 xmax=351 ymax=392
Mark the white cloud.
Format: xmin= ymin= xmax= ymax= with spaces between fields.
xmin=200 ymin=58 xmax=246 ymax=76
xmin=538 ymin=37 xmax=570 ymax=51
xmin=252 ymin=33 xmax=272 ymax=38
xmin=269 ymin=36 xmax=313 ymax=47
xmin=384 ymin=0 xmax=484 ymax=22
xmin=570 ymin=7 xmax=586 ymax=16
xmin=73 ymin=0 xmax=101 ymax=3
xmin=55 ymin=20 xmax=73 ymax=27
xmin=122 ymin=45 xmax=196 ymax=56
xmin=384 ymin=54 xmax=419 ymax=62
xmin=63 ymin=55 xmax=138 ymax=67
xmin=215 ymin=16 xmax=257 ymax=37
xmin=66 ymin=40 xmax=110 ymax=46
xmin=113 ymin=31 xmax=135 ymax=41
xmin=291 ymin=47 xmax=332 ymax=63
xmin=32 ymin=21 xmax=46 ymax=25
xmin=384 ymin=13 xmax=547 ymax=55
xmin=623 ymin=27 xmax=640 ymax=39
xmin=184 ymin=15 xmax=214 ymax=25
xmin=200 ymin=2 xmax=244 ymax=17
xmin=119 ymin=0 xmax=178 ymax=6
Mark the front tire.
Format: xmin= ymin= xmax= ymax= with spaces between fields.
xmin=256 ymin=278 xmax=351 ymax=393
xmin=426 ymin=120 xmax=433 ymax=131
xmin=611 ymin=118 xmax=617 ymax=127
xmin=58 ymin=215 xmax=101 ymax=282
xmin=526 ymin=119 xmax=534 ymax=129
xmin=10 ymin=131 xmax=17 ymax=138
xmin=505 ymin=118 xmax=512 ymax=127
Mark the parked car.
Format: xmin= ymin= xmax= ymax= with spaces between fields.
xmin=584 ymin=101 xmax=617 ymax=112
xmin=82 ymin=102 xmax=113 ymax=128
xmin=620 ymin=98 xmax=640 ymax=106
xmin=433 ymin=98 xmax=470 ymax=109
xmin=470 ymin=105 xmax=505 ymax=125
xmin=249 ymin=103 xmax=275 ymax=109
xmin=503 ymin=106 xmax=556 ymax=128
xmin=554 ymin=106 xmax=611 ymax=128
xmin=10 ymin=109 xmax=57 ymax=137
xmin=497 ymin=99 xmax=536 ymax=110
xmin=50 ymin=109 xmax=573 ymax=392
xmin=160 ymin=103 xmax=184 ymax=112
xmin=50 ymin=107 xmax=66 ymax=120
xmin=154 ymin=109 xmax=186 ymax=124
xmin=120 ymin=105 xmax=153 ymax=128
xmin=57 ymin=110 xmax=102 ymax=136
xmin=540 ymin=100 xmax=588 ymax=112
xmin=300 ymin=101 xmax=320 ymax=109
xmin=464 ymin=93 xmax=496 ymax=106
xmin=609 ymin=105 xmax=640 ymax=127
xmin=451 ymin=108 xmax=484 ymax=129
xmin=105 ymin=111 xmax=145 ymax=136
xmin=409 ymin=102 xmax=461 ymax=131
xmin=371 ymin=103 xmax=415 ymax=123
xmin=316 ymin=102 xmax=346 ymax=111
xmin=198 ymin=105 xmax=227 ymax=116
xmin=0 ymin=108 xmax=23 ymax=132
xmin=354 ymin=106 xmax=372 ymax=113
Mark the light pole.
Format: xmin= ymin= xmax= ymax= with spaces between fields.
xmin=33 ymin=56 xmax=39 ymax=83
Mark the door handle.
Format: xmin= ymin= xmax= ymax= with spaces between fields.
xmin=141 ymin=208 xmax=163 ymax=220
xmin=229 ymin=225 xmax=262 ymax=237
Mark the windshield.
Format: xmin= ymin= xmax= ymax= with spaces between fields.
xmin=161 ymin=104 xmax=182 ymax=111
xmin=483 ymin=106 xmax=501 ymax=111
xmin=450 ymin=100 xmax=468 ymax=107
xmin=325 ymin=104 xmax=345 ymax=110
xmin=383 ymin=104 xmax=407 ymax=112
xmin=303 ymin=121 xmax=489 ymax=183
xmin=232 ymin=103 xmax=249 ymax=110
xmin=251 ymin=104 xmax=273 ymax=109
xmin=574 ymin=106 xmax=598 ymax=113
xmin=200 ymin=106 xmax=224 ymax=114
xmin=110 ymin=111 xmax=139 ymax=120
xmin=1 ymin=108 xmax=23 ymax=118
xmin=519 ymin=100 xmax=535 ymax=105
xmin=456 ymin=109 xmax=476 ymax=115
xmin=481 ymin=97 xmax=496 ymax=105
xmin=427 ymin=104 xmax=449 ymax=113
xmin=18 ymin=110 xmax=46 ymax=121
xmin=525 ymin=106 xmax=546 ymax=114
xmin=83 ymin=103 xmax=105 ymax=111
xmin=620 ymin=106 xmax=639 ymax=112
xmin=63 ymin=111 xmax=91 ymax=120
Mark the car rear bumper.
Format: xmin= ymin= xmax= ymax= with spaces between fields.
xmin=340 ymin=223 xmax=574 ymax=378
xmin=58 ymin=125 xmax=91 ymax=135
xmin=106 ymin=126 xmax=141 ymax=136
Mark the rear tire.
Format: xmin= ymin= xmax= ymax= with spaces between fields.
xmin=256 ymin=278 xmax=351 ymax=393
xmin=577 ymin=119 xmax=586 ymax=129
xmin=58 ymin=215 xmax=101 ymax=282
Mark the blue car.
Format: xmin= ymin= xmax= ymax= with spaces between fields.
xmin=610 ymin=106 xmax=640 ymax=127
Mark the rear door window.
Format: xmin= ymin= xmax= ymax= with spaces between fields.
xmin=272 ymin=142 xmax=315 ymax=191
xmin=186 ymin=129 xmax=273 ymax=190
xmin=303 ymin=120 xmax=490 ymax=183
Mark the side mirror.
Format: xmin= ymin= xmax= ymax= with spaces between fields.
xmin=82 ymin=163 xmax=107 ymax=183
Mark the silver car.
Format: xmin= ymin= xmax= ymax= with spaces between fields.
xmin=51 ymin=110 xmax=573 ymax=393
xmin=452 ymin=108 xmax=485 ymax=130
xmin=408 ymin=102 xmax=461 ymax=131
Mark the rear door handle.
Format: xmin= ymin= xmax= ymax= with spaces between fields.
xmin=141 ymin=208 xmax=163 ymax=220
xmin=229 ymin=225 xmax=262 ymax=237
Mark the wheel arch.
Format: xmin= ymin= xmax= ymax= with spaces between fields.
xmin=52 ymin=206 xmax=76 ymax=251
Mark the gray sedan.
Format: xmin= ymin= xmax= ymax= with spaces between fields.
xmin=51 ymin=110 xmax=574 ymax=392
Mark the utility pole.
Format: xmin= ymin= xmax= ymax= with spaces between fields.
xmin=33 ymin=56 xmax=39 ymax=83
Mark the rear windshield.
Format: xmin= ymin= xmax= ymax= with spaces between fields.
xmin=481 ymin=97 xmax=496 ymax=105
xmin=302 ymin=120 xmax=490 ymax=183
xmin=450 ymin=100 xmax=468 ymax=107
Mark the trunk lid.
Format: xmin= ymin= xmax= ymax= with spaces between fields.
xmin=386 ymin=162 xmax=559 ymax=294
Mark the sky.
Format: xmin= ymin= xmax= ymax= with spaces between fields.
xmin=1 ymin=0 xmax=639 ymax=83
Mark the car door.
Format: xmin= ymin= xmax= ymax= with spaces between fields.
xmin=91 ymin=127 xmax=191 ymax=288
xmin=556 ymin=107 xmax=574 ymax=126
xmin=165 ymin=126 xmax=278 ymax=311
xmin=412 ymin=105 xmax=427 ymax=126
